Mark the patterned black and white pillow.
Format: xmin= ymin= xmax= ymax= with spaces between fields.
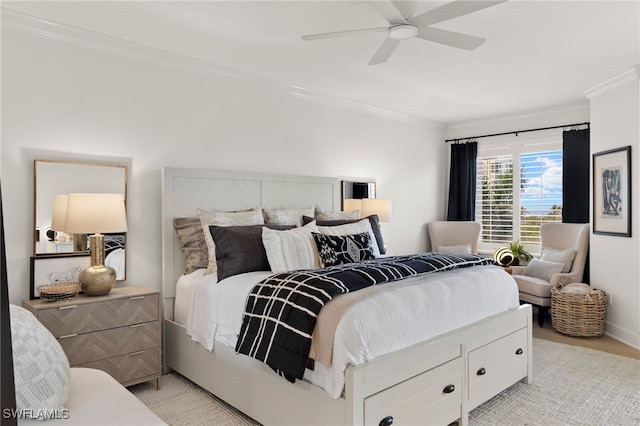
xmin=312 ymin=232 xmax=375 ymax=267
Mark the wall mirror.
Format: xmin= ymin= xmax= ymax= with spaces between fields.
xmin=341 ymin=180 xmax=376 ymax=209
xmin=34 ymin=160 xmax=127 ymax=280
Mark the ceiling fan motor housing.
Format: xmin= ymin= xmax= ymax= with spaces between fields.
xmin=389 ymin=24 xmax=418 ymax=40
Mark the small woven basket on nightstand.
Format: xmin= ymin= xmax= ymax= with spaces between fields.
xmin=551 ymin=283 xmax=607 ymax=337
xmin=37 ymin=282 xmax=80 ymax=302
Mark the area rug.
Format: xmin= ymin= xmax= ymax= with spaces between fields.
xmin=129 ymin=338 xmax=640 ymax=425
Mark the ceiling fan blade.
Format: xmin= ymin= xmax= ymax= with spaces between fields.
xmin=301 ymin=27 xmax=388 ymax=41
xmin=390 ymin=1 xmax=418 ymax=21
xmin=368 ymin=37 xmax=401 ymax=65
xmin=367 ymin=0 xmax=406 ymax=24
xmin=416 ymin=26 xmax=485 ymax=50
xmin=411 ymin=0 xmax=506 ymax=27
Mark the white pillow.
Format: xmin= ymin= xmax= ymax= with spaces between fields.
xmin=523 ymin=258 xmax=565 ymax=282
xmin=197 ymin=207 xmax=265 ymax=274
xmin=317 ymin=219 xmax=381 ymax=257
xmin=10 ymin=304 xmax=70 ymax=419
xmin=436 ymin=244 xmax=472 ymax=254
xmin=314 ymin=205 xmax=360 ymax=221
xmin=263 ymin=207 xmax=315 ymax=227
xmin=541 ymin=247 xmax=576 ymax=273
xmin=262 ymin=221 xmax=320 ymax=273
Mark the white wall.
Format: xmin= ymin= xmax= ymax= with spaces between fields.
xmin=586 ymin=67 xmax=640 ymax=349
xmin=1 ymin=28 xmax=447 ymax=304
xmin=448 ymin=70 xmax=640 ymax=349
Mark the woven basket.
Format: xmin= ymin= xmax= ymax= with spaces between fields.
xmin=551 ymin=283 xmax=607 ymax=337
xmin=37 ymin=282 xmax=80 ymax=302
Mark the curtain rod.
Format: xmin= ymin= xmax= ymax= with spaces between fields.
xmin=444 ymin=121 xmax=590 ymax=143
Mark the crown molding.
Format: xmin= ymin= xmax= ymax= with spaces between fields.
xmin=447 ymin=101 xmax=590 ymax=136
xmin=1 ymin=8 xmax=426 ymax=124
xmin=585 ymin=67 xmax=640 ymax=99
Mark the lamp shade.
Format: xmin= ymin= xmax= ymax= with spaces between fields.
xmin=64 ymin=193 xmax=127 ymax=234
xmin=360 ymin=198 xmax=392 ymax=222
xmin=343 ymin=198 xmax=362 ymax=214
xmin=51 ymin=194 xmax=68 ymax=231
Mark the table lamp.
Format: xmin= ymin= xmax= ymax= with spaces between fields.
xmin=342 ymin=198 xmax=362 ymax=215
xmin=64 ymin=193 xmax=127 ymax=296
xmin=360 ymin=198 xmax=393 ymax=223
xmin=51 ymin=194 xmax=89 ymax=252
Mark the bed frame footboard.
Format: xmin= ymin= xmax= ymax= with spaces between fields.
xmin=164 ymin=304 xmax=532 ymax=426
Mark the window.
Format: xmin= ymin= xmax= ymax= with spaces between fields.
xmin=475 ymin=137 xmax=563 ymax=254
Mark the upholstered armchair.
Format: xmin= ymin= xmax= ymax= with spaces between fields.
xmin=428 ymin=221 xmax=481 ymax=254
xmin=511 ymin=223 xmax=590 ymax=327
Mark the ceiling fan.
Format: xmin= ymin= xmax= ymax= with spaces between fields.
xmin=301 ymin=0 xmax=506 ymax=65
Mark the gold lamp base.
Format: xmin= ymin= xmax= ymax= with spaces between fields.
xmin=80 ymin=265 xmax=116 ymax=296
xmin=79 ymin=234 xmax=116 ymax=296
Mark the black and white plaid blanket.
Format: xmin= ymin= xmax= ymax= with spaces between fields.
xmin=235 ymin=253 xmax=495 ymax=382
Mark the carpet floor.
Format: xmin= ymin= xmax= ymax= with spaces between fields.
xmin=130 ymin=338 xmax=640 ymax=425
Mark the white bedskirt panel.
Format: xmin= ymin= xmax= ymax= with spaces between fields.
xmin=175 ymin=270 xmax=272 ymax=351
xmin=174 ymin=264 xmax=519 ymax=398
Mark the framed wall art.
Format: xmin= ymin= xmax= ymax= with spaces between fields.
xmin=30 ymin=253 xmax=90 ymax=299
xmin=592 ymin=146 xmax=631 ymax=237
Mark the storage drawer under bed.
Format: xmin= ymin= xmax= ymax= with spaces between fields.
xmin=467 ymin=327 xmax=529 ymax=409
xmin=364 ymin=357 xmax=462 ymax=426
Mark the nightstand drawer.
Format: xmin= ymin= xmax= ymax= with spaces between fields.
xmin=79 ymin=347 xmax=160 ymax=386
xmin=59 ymin=321 xmax=159 ymax=366
xmin=37 ymin=293 xmax=159 ymax=337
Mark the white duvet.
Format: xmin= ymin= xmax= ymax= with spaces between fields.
xmin=175 ymin=264 xmax=519 ymax=399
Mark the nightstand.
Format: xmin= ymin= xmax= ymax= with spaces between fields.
xmin=23 ymin=286 xmax=161 ymax=389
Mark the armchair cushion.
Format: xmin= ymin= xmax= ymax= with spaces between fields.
xmin=513 ymin=274 xmax=554 ymax=298
xmin=541 ymin=247 xmax=576 ymax=273
xmin=523 ymin=258 xmax=565 ymax=282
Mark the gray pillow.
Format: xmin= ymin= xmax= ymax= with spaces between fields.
xmin=210 ymin=224 xmax=294 ymax=281
xmin=523 ymin=258 xmax=565 ymax=281
xmin=541 ymin=247 xmax=576 ymax=273
xmin=174 ymin=217 xmax=208 ymax=274
xmin=11 ymin=304 xmax=70 ymax=419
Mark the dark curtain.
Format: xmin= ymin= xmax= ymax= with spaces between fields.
xmin=562 ymin=128 xmax=590 ymax=283
xmin=563 ymin=129 xmax=590 ymax=223
xmin=447 ymin=141 xmax=477 ymax=221
xmin=1 ymin=183 xmax=17 ymax=425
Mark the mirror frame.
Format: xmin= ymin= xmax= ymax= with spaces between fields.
xmin=341 ymin=180 xmax=376 ymax=209
xmin=33 ymin=159 xmax=127 ymax=280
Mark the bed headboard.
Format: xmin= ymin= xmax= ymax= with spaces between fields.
xmin=161 ymin=167 xmax=340 ymax=318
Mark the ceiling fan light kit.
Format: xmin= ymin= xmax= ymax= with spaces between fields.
xmin=301 ymin=0 xmax=507 ymax=65
xmin=389 ymin=24 xmax=418 ymax=40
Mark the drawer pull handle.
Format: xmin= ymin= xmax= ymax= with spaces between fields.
xmin=443 ymin=384 xmax=455 ymax=394
xmin=58 ymin=305 xmax=78 ymax=310
xmin=129 ymin=296 xmax=145 ymax=300
xmin=515 ymin=348 xmax=524 ymax=355
xmin=129 ymin=323 xmax=145 ymax=328
xmin=59 ymin=333 xmax=78 ymax=339
xmin=379 ymin=416 xmax=394 ymax=426
xmin=129 ymin=350 xmax=145 ymax=356
xmin=477 ymin=367 xmax=486 ymax=376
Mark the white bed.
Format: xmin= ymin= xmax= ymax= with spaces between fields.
xmin=162 ymin=167 xmax=533 ymax=426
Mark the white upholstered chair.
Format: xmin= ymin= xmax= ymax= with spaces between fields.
xmin=428 ymin=221 xmax=481 ymax=254
xmin=511 ymin=223 xmax=590 ymax=327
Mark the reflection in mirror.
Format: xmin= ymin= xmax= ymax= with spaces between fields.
xmin=341 ymin=180 xmax=376 ymax=209
xmin=34 ymin=160 xmax=127 ymax=280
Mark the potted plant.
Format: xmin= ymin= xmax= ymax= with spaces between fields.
xmin=508 ymin=240 xmax=532 ymax=265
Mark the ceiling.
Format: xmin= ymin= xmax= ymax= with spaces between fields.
xmin=3 ymin=1 xmax=639 ymax=123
